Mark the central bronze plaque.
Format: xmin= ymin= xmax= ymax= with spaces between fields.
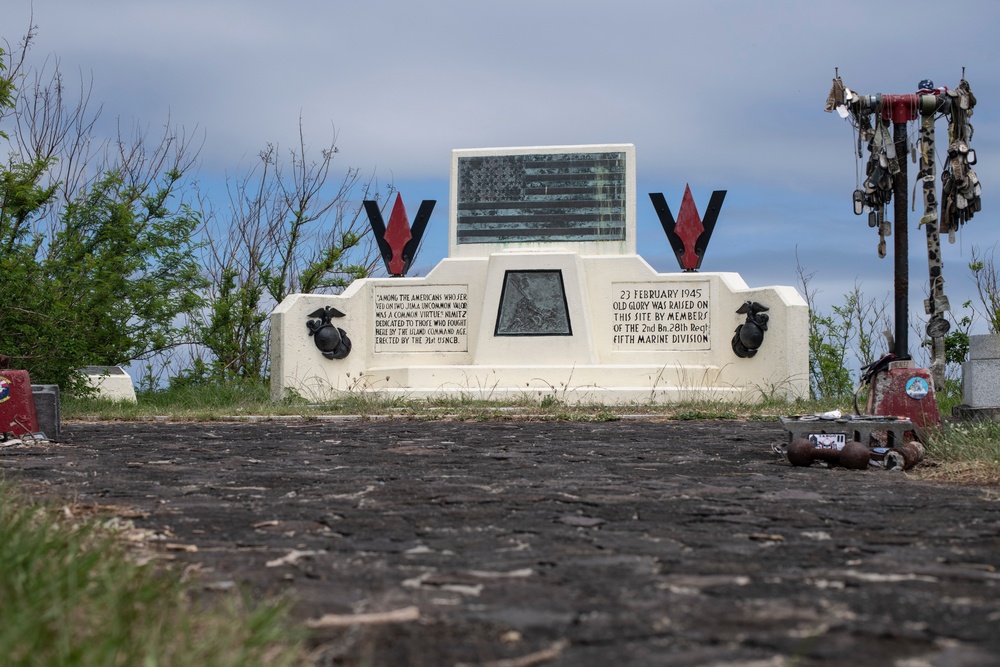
xmin=494 ymin=270 xmax=572 ymax=336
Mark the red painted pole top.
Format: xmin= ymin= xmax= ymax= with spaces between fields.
xmin=880 ymin=94 xmax=920 ymax=123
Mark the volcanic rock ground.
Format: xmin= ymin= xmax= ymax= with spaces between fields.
xmin=2 ymin=419 xmax=999 ymax=666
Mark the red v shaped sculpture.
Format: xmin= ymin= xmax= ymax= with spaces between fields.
xmin=649 ymin=185 xmax=726 ymax=272
xmin=363 ymin=194 xmax=435 ymax=277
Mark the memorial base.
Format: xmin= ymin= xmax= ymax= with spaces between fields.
xmin=284 ymin=363 xmax=783 ymax=405
xmin=271 ymin=252 xmax=809 ymax=406
xmin=952 ymin=405 xmax=1000 ymax=423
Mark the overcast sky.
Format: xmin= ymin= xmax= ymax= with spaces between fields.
xmin=6 ymin=1 xmax=1000 ymax=357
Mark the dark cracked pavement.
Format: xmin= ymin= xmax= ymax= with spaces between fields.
xmin=2 ymin=418 xmax=999 ymax=666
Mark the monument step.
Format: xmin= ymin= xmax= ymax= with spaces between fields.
xmin=290 ymin=364 xmax=781 ymax=405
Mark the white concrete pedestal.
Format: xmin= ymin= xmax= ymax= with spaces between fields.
xmin=81 ymin=366 xmax=138 ymax=403
xmin=960 ymin=334 xmax=1000 ymax=417
xmin=271 ymin=253 xmax=808 ymax=404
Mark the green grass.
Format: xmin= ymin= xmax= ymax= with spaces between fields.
xmin=64 ymin=381 xmax=839 ymax=422
xmin=916 ymin=420 xmax=1000 ymax=486
xmin=0 ymin=482 xmax=305 ymax=667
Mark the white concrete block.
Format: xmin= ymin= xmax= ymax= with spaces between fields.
xmin=968 ymin=334 xmax=1000 ymax=361
xmin=81 ymin=366 xmax=137 ymax=403
xmin=961 ymin=335 xmax=1000 ymax=408
xmin=271 ymin=253 xmax=808 ymax=404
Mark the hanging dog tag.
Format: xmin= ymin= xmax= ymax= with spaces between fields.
xmin=884 ymin=136 xmax=897 ymax=160
xmin=853 ymin=189 xmax=865 ymax=215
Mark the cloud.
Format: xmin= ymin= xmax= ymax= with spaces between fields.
xmin=5 ymin=0 xmax=999 ymax=335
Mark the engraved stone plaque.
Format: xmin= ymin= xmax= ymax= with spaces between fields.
xmin=495 ymin=270 xmax=572 ymax=336
xmin=373 ymin=285 xmax=469 ymax=352
xmin=611 ymin=281 xmax=711 ymax=350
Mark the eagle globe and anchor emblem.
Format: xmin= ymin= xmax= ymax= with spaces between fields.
xmin=306 ymin=307 xmax=352 ymax=360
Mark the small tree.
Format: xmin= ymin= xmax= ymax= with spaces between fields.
xmin=1 ymin=30 xmax=205 ymax=389
xmin=4 ymin=27 xmax=387 ymax=391
xmin=968 ymin=244 xmax=1000 ymax=334
xmin=797 ymin=258 xmax=891 ymax=400
xmin=181 ymin=121 xmax=388 ymax=386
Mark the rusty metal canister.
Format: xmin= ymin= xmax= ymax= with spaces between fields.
xmin=885 ymin=441 xmax=926 ymax=470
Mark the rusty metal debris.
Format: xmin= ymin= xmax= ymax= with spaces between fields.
xmin=778 ymin=413 xmax=926 ymax=472
xmin=885 ymin=440 xmax=926 ymax=471
xmin=787 ymin=437 xmax=870 ymax=470
xmin=1 ymin=431 xmax=49 ymax=447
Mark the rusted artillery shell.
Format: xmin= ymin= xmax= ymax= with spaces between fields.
xmin=786 ymin=438 xmax=870 ymax=470
xmin=787 ymin=438 xmax=816 ymax=466
xmin=839 ymin=441 xmax=872 ymax=470
xmin=885 ymin=440 xmax=925 ymax=471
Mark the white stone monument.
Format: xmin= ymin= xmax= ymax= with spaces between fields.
xmin=271 ymin=144 xmax=808 ymax=404
xmin=958 ymin=334 xmax=1000 ymax=419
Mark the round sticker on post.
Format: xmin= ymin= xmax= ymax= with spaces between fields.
xmin=0 ymin=375 xmax=11 ymax=403
xmin=905 ymin=377 xmax=929 ymax=400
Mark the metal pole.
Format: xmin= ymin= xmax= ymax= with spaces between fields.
xmin=892 ymin=121 xmax=909 ymax=360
